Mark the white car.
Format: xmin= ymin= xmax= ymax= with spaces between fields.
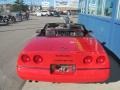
xmin=30 ymin=12 xmax=38 ymax=16
xmin=36 ymin=11 xmax=50 ymax=16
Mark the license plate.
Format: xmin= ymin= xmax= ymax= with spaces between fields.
xmin=50 ymin=64 xmax=75 ymax=74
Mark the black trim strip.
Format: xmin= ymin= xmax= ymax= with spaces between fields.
xmin=76 ymin=68 xmax=110 ymax=70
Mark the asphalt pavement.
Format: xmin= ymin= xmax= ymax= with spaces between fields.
xmin=0 ymin=16 xmax=64 ymax=90
xmin=0 ymin=16 xmax=120 ymax=90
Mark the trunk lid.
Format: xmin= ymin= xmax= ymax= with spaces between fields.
xmin=23 ymin=37 xmax=105 ymax=53
xmin=18 ymin=37 xmax=109 ymax=69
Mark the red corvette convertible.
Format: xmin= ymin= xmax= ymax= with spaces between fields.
xmin=17 ymin=23 xmax=110 ymax=83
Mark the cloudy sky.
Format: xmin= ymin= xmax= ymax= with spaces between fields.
xmin=0 ymin=0 xmax=34 ymax=4
xmin=0 ymin=0 xmax=78 ymax=7
xmin=0 ymin=0 xmax=15 ymax=4
xmin=0 ymin=0 xmax=55 ymax=5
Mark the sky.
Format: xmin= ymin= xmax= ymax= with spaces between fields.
xmin=0 ymin=0 xmax=54 ymax=5
xmin=0 ymin=0 xmax=79 ymax=8
xmin=0 ymin=0 xmax=15 ymax=4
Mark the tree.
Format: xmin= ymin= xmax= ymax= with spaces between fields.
xmin=11 ymin=0 xmax=28 ymax=12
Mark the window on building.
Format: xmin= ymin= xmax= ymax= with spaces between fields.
xmin=87 ymin=0 xmax=97 ymax=15
xmin=97 ymin=0 xmax=104 ymax=16
xmin=104 ymin=0 xmax=113 ymax=17
xmin=79 ymin=0 xmax=113 ymax=17
xmin=117 ymin=0 xmax=120 ymax=19
xmin=92 ymin=0 xmax=96 ymax=4
xmin=79 ymin=0 xmax=86 ymax=14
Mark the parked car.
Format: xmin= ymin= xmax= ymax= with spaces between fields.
xmin=10 ymin=12 xmax=23 ymax=22
xmin=22 ymin=12 xmax=30 ymax=20
xmin=0 ymin=15 xmax=9 ymax=26
xmin=48 ymin=11 xmax=60 ymax=17
xmin=7 ymin=15 xmax=16 ymax=24
xmin=17 ymin=23 xmax=110 ymax=83
xmin=36 ymin=11 xmax=50 ymax=16
xmin=53 ymin=11 xmax=60 ymax=17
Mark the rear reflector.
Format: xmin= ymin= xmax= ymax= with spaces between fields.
xmin=33 ymin=55 xmax=43 ymax=64
xmin=96 ymin=56 xmax=105 ymax=64
xmin=83 ymin=56 xmax=92 ymax=64
xmin=21 ymin=55 xmax=30 ymax=63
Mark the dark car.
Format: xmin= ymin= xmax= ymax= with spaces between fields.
xmin=10 ymin=12 xmax=23 ymax=22
xmin=0 ymin=15 xmax=9 ymax=26
xmin=49 ymin=11 xmax=60 ymax=17
xmin=53 ymin=11 xmax=60 ymax=17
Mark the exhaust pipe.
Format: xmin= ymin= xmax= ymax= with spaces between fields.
xmin=35 ymin=81 xmax=38 ymax=83
xmin=29 ymin=80 xmax=32 ymax=82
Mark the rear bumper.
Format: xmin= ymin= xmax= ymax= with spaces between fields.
xmin=17 ymin=66 xmax=110 ymax=83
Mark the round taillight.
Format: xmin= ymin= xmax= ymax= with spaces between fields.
xmin=96 ymin=56 xmax=105 ymax=64
xmin=33 ymin=55 xmax=43 ymax=64
xmin=21 ymin=55 xmax=30 ymax=63
xmin=83 ymin=56 xmax=92 ymax=64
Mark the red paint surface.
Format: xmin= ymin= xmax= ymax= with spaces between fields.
xmin=17 ymin=37 xmax=110 ymax=83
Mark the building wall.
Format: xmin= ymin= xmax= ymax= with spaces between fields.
xmin=78 ymin=0 xmax=120 ymax=59
xmin=0 ymin=4 xmax=11 ymax=14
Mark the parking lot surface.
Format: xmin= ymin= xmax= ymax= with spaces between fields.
xmin=0 ymin=16 xmax=64 ymax=90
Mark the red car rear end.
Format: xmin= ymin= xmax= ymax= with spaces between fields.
xmin=17 ymin=37 xmax=110 ymax=83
